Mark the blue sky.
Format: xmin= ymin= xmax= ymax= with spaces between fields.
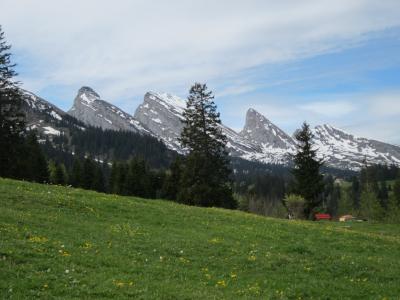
xmin=1 ymin=0 xmax=400 ymax=144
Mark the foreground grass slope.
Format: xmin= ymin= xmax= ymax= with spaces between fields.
xmin=1 ymin=178 xmax=399 ymax=299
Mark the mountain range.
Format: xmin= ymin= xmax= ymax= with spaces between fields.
xmin=21 ymin=86 xmax=400 ymax=171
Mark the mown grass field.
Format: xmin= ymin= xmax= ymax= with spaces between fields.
xmin=1 ymin=178 xmax=399 ymax=299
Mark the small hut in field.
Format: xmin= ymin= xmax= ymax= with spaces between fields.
xmin=339 ymin=215 xmax=354 ymax=222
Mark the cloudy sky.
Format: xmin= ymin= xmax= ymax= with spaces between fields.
xmin=1 ymin=0 xmax=400 ymax=144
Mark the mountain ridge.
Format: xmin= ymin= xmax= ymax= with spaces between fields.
xmin=21 ymin=86 xmax=400 ymax=171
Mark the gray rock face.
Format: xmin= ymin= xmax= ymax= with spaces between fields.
xmin=20 ymin=89 xmax=68 ymax=138
xmin=240 ymin=108 xmax=295 ymax=149
xmin=134 ymin=92 xmax=185 ymax=152
xmin=313 ymin=124 xmax=400 ymax=170
xmin=237 ymin=108 xmax=296 ymax=164
xmin=68 ymin=87 xmax=149 ymax=134
xmin=134 ymin=92 xmax=258 ymax=155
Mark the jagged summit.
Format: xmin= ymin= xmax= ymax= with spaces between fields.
xmin=68 ymin=87 xmax=148 ymax=134
xmin=240 ymin=108 xmax=295 ymax=150
xmin=75 ymin=86 xmax=100 ymax=104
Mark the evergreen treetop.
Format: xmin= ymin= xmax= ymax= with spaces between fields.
xmin=180 ymin=83 xmax=227 ymax=156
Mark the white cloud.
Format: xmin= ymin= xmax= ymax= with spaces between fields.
xmin=368 ymin=92 xmax=400 ymax=116
xmin=300 ymin=101 xmax=357 ymax=117
xmin=1 ymin=0 xmax=400 ymax=101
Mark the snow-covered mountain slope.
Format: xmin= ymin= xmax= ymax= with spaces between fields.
xmin=134 ymin=92 xmax=258 ymax=155
xmin=20 ymin=89 xmax=69 ymax=138
xmin=134 ymin=92 xmax=186 ymax=152
xmin=68 ymin=87 xmax=149 ymax=134
xmin=239 ymin=108 xmax=295 ymax=164
xmin=313 ymin=124 xmax=400 ymax=170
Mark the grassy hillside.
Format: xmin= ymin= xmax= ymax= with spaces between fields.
xmin=1 ymin=178 xmax=399 ymax=299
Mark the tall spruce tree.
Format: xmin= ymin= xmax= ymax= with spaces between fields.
xmin=0 ymin=26 xmax=25 ymax=178
xmin=394 ymin=171 xmax=400 ymax=206
xmin=351 ymin=176 xmax=361 ymax=209
xmin=378 ymin=180 xmax=389 ymax=209
xmin=24 ymin=132 xmax=48 ymax=183
xmin=292 ymin=122 xmax=324 ymax=218
xmin=162 ymin=157 xmax=183 ymax=200
xmin=92 ymin=165 xmax=106 ymax=193
xmin=178 ymin=83 xmax=235 ymax=208
xmin=82 ymin=158 xmax=95 ymax=190
xmin=70 ymin=158 xmax=83 ymax=187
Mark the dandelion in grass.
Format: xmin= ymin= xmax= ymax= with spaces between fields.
xmin=248 ymin=255 xmax=257 ymax=261
xmin=208 ymin=238 xmax=221 ymax=244
xmin=81 ymin=242 xmax=92 ymax=249
xmin=59 ymin=250 xmax=70 ymax=257
xmin=29 ymin=236 xmax=48 ymax=243
xmin=179 ymin=257 xmax=190 ymax=264
xmin=216 ymin=280 xmax=226 ymax=288
xmin=113 ymin=280 xmax=125 ymax=287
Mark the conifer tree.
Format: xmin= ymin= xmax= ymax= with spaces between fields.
xmin=82 ymin=158 xmax=95 ymax=189
xmin=386 ymin=195 xmax=400 ymax=223
xmin=292 ymin=122 xmax=324 ymax=218
xmin=378 ymin=180 xmax=389 ymax=209
xmin=0 ymin=26 xmax=25 ymax=178
xmin=55 ymin=163 xmax=68 ymax=185
xmin=178 ymin=83 xmax=235 ymax=208
xmin=24 ymin=132 xmax=48 ymax=183
xmin=162 ymin=157 xmax=183 ymax=200
xmin=48 ymin=160 xmax=57 ymax=184
xmin=359 ymin=189 xmax=384 ymax=221
xmin=109 ymin=161 xmax=120 ymax=194
xmin=117 ymin=162 xmax=128 ymax=195
xmin=394 ymin=171 xmax=400 ymax=206
xmin=70 ymin=158 xmax=83 ymax=187
xmin=124 ymin=158 xmax=143 ymax=196
xmin=350 ymin=176 xmax=361 ymax=209
xmin=337 ymin=187 xmax=354 ymax=216
xmin=92 ymin=164 xmax=106 ymax=193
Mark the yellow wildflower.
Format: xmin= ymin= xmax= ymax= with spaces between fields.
xmin=248 ymin=255 xmax=257 ymax=261
xmin=216 ymin=280 xmax=226 ymax=288
xmin=29 ymin=236 xmax=48 ymax=243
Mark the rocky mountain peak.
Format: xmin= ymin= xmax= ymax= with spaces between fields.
xmin=134 ymin=92 xmax=186 ymax=152
xmin=68 ymin=87 xmax=147 ymax=134
xmin=240 ymin=108 xmax=295 ymax=150
xmin=76 ymin=86 xmax=101 ymax=104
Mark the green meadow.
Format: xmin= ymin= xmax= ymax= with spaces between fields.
xmin=1 ymin=178 xmax=399 ymax=299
